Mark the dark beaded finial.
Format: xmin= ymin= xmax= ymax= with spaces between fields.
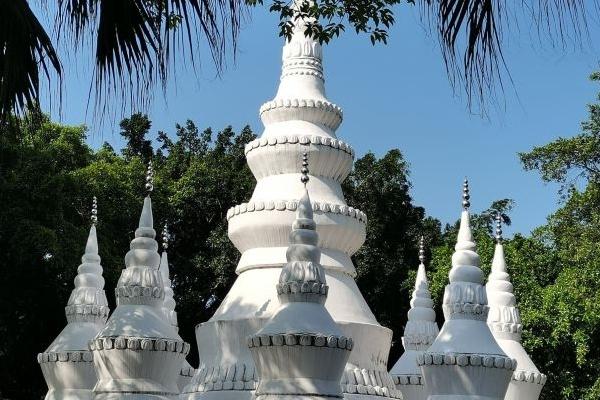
xmin=91 ymin=196 xmax=98 ymax=225
xmin=145 ymin=160 xmax=154 ymax=194
xmin=418 ymin=236 xmax=425 ymax=264
xmin=300 ymin=152 xmax=309 ymax=186
xmin=495 ymin=213 xmax=503 ymax=243
xmin=462 ymin=178 xmax=471 ymax=210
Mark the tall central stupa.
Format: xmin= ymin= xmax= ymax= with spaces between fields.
xmin=182 ymin=7 xmax=400 ymax=400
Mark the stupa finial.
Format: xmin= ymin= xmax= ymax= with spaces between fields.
xmin=162 ymin=223 xmax=170 ymax=251
xmin=91 ymin=196 xmax=98 ymax=226
xmin=462 ymin=178 xmax=470 ymax=210
xmin=418 ymin=236 xmax=425 ymax=265
xmin=145 ymin=160 xmax=154 ymax=194
xmin=495 ymin=213 xmax=503 ymax=244
xmin=301 ymin=152 xmax=309 ymax=186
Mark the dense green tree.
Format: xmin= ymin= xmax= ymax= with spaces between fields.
xmin=343 ymin=149 xmax=441 ymax=361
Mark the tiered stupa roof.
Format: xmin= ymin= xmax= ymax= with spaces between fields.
xmin=38 ymin=197 xmax=109 ymax=400
xmin=390 ymin=237 xmax=439 ymax=400
xmin=248 ymin=155 xmax=352 ymax=400
xmin=90 ymin=162 xmax=189 ymax=400
xmin=160 ymin=224 xmax=196 ymax=392
xmin=486 ymin=215 xmax=546 ymax=400
xmin=184 ymin=3 xmax=400 ymax=400
xmin=419 ymin=180 xmax=515 ymax=400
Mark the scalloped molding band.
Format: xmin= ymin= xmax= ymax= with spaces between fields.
xmin=443 ymin=302 xmax=490 ymax=321
xmin=227 ymin=200 xmax=367 ymax=224
xmin=342 ymin=368 xmax=403 ymax=399
xmin=392 ymin=375 xmax=423 ymax=386
xmin=38 ymin=351 xmax=94 ymax=363
xmin=417 ymin=352 xmax=517 ymax=371
xmin=259 ymin=99 xmax=343 ymax=130
xmin=245 ymin=134 xmax=354 ymax=157
xmin=115 ymin=286 xmax=164 ymax=299
xmin=247 ymin=333 xmax=354 ymax=350
xmin=512 ymin=370 xmax=547 ymax=385
xmin=89 ymin=336 xmax=190 ymax=355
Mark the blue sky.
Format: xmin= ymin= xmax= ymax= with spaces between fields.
xmin=38 ymin=5 xmax=600 ymax=236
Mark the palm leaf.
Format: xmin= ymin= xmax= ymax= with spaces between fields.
xmin=0 ymin=0 xmax=61 ymax=121
xmin=53 ymin=0 xmax=247 ymax=116
xmin=420 ymin=0 xmax=597 ymax=114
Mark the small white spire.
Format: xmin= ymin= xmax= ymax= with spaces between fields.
xmin=405 ymin=237 xmax=438 ymax=350
xmin=276 ymin=152 xmax=326 ymax=302
xmin=160 ymin=223 xmax=178 ymax=329
xmin=451 ymin=178 xmax=481 ymax=284
xmin=65 ymin=196 xmax=109 ymax=323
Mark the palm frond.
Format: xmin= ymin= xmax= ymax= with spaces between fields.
xmin=0 ymin=0 xmax=61 ymax=121
xmin=420 ymin=0 xmax=597 ymax=115
xmin=54 ymin=0 xmax=247 ymax=117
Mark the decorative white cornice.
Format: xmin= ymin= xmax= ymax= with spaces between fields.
xmin=245 ymin=134 xmax=352 ymax=156
xmin=417 ymin=352 xmax=516 ymax=371
xmin=247 ymin=333 xmax=353 ymax=350
xmin=89 ymin=336 xmax=190 ymax=355
xmin=227 ymin=200 xmax=367 ymax=223
xmin=259 ymin=99 xmax=343 ymax=130
xmin=38 ymin=351 xmax=94 ymax=364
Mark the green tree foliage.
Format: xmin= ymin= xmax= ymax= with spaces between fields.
xmin=342 ymin=149 xmax=441 ymax=360
xmin=514 ymin=72 xmax=600 ymax=399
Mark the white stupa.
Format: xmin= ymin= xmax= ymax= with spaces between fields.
xmin=183 ymin=4 xmax=400 ymax=400
xmin=90 ymin=162 xmax=190 ymax=400
xmin=390 ymin=237 xmax=439 ymax=400
xmin=38 ymin=197 xmax=110 ymax=400
xmin=486 ymin=215 xmax=546 ymax=400
xmin=248 ymin=154 xmax=353 ymax=400
xmin=159 ymin=224 xmax=196 ymax=392
xmin=419 ymin=180 xmax=515 ymax=400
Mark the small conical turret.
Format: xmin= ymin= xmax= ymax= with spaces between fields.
xmin=38 ymin=197 xmax=109 ymax=400
xmin=91 ymin=161 xmax=189 ymax=400
xmin=248 ymin=154 xmax=352 ymax=400
xmin=486 ymin=215 xmax=546 ymax=400
xmin=160 ymin=224 xmax=178 ymax=329
xmin=390 ymin=237 xmax=439 ymax=400
xmin=420 ymin=179 xmax=515 ymax=400
xmin=159 ymin=223 xmax=196 ymax=392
